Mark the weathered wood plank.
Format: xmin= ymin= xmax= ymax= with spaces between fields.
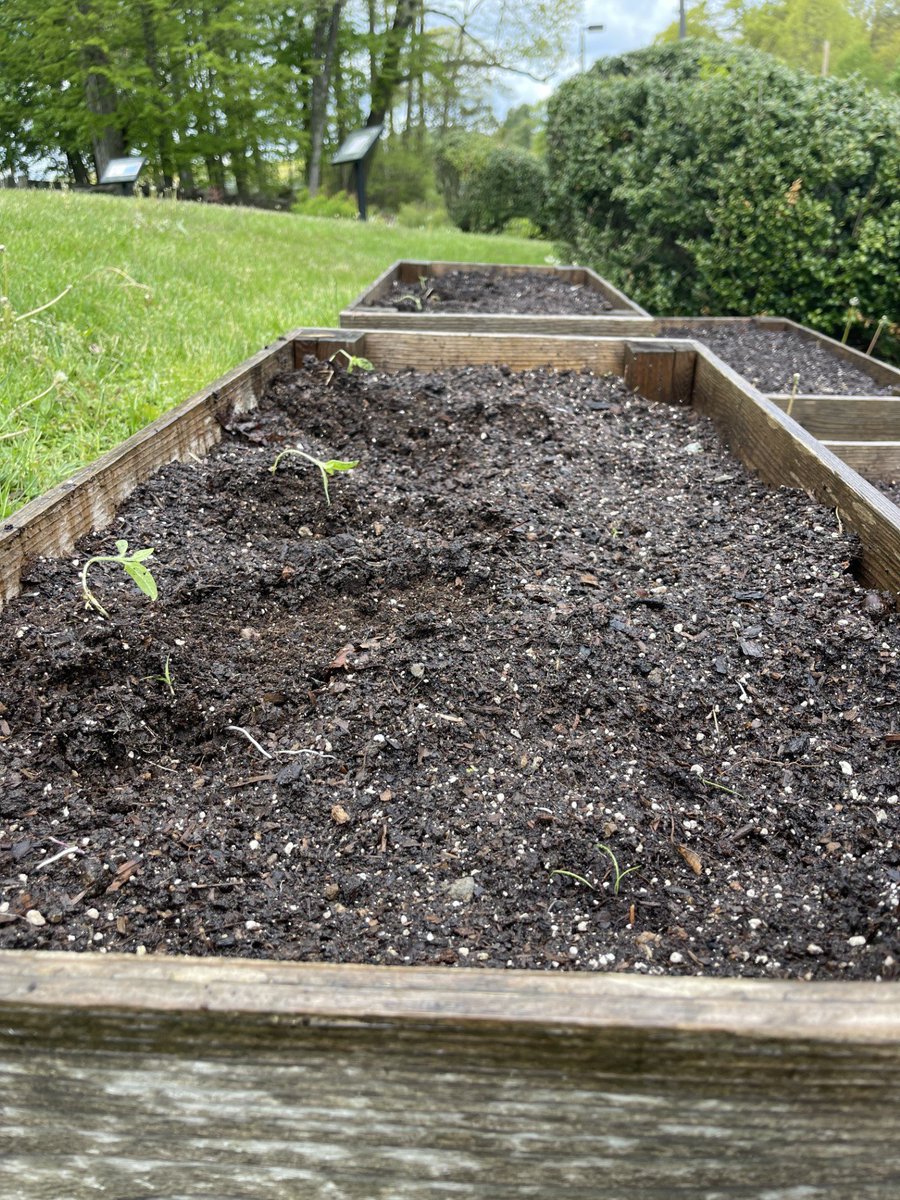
xmin=2 ymin=957 xmax=900 ymax=1200
xmin=2 ymin=949 xmax=900 ymax=1039
xmin=0 ymin=335 xmax=297 ymax=611
xmin=359 ymin=330 xmax=627 ymax=373
xmin=623 ymin=343 xmax=696 ymax=405
xmin=769 ymin=395 xmax=900 ymax=441
xmin=821 ymin=441 xmax=900 ymax=481
xmin=341 ymin=309 xmax=656 ymax=335
xmin=692 ymin=346 xmax=900 ymax=593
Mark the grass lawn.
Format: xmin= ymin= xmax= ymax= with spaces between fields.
xmin=0 ymin=191 xmax=553 ymax=517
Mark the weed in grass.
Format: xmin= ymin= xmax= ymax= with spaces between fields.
xmin=269 ymin=447 xmax=359 ymax=506
xmin=80 ymin=540 xmax=158 ymax=617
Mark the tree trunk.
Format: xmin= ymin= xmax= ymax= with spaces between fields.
xmin=65 ymin=148 xmax=92 ymax=187
xmin=84 ymin=59 xmax=125 ymax=179
xmin=367 ymin=0 xmax=417 ymax=127
xmin=307 ymin=0 xmax=343 ymax=196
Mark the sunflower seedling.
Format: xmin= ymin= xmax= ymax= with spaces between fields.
xmin=329 ymin=348 xmax=374 ymax=374
xmin=269 ymin=447 xmax=359 ymax=506
xmin=145 ymin=655 xmax=175 ymax=697
xmin=80 ymin=540 xmax=158 ymax=618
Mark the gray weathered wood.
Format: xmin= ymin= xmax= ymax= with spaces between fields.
xmin=2 ymin=953 xmax=900 ymax=1199
xmin=821 ymin=440 xmax=900 ymax=481
xmin=768 ymin=395 xmax=900 ymax=441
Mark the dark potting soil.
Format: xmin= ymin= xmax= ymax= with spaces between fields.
xmin=1 ymin=361 xmax=898 ymax=980
xmin=662 ymin=324 xmax=896 ymax=396
xmin=365 ymin=269 xmax=614 ymax=314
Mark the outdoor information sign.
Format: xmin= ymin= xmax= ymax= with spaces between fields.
xmin=99 ymin=157 xmax=146 ymax=193
xmin=331 ymin=126 xmax=383 ymax=220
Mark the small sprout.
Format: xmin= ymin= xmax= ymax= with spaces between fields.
xmin=397 ymin=292 xmax=424 ymax=311
xmin=786 ymin=371 xmax=800 ymax=418
xmin=145 ymin=655 xmax=175 ymax=696
xmin=841 ymin=297 xmax=860 ymax=345
xmin=80 ymin=540 xmax=158 ymax=618
xmin=866 ymin=315 xmax=889 ymax=357
xmin=551 ymin=843 xmax=640 ymax=896
xmin=329 ymin=348 xmax=374 ymax=374
xmin=270 ymin=447 xmax=359 ymax=506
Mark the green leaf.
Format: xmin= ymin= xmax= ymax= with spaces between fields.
xmin=115 ymin=540 xmax=129 ymax=556
xmin=123 ymin=561 xmax=158 ymax=600
xmin=322 ymin=459 xmax=359 ymax=475
xmin=130 ymin=547 xmax=155 ymax=562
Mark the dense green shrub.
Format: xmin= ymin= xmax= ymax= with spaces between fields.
xmin=546 ymin=40 xmax=900 ymax=339
xmin=435 ymin=134 xmax=547 ymax=233
xmin=291 ymin=190 xmax=359 ymax=219
xmin=366 ymin=143 xmax=435 ymax=212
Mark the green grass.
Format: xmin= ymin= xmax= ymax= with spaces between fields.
xmin=0 ymin=191 xmax=554 ymax=517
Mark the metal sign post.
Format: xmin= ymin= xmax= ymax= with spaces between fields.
xmin=330 ymin=126 xmax=383 ymax=221
xmin=98 ymin=157 xmax=147 ymax=195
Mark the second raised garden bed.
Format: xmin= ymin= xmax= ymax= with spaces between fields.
xmin=2 ymin=329 xmax=900 ymax=1197
xmin=340 ymin=259 xmax=653 ymax=335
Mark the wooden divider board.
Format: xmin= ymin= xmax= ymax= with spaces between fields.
xmin=768 ymin=394 xmax=900 ymax=441
xmin=4 ymin=327 xmax=900 ymax=1196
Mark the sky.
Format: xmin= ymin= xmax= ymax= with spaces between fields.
xmin=499 ymin=0 xmax=679 ymax=112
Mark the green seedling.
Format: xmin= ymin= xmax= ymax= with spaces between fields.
xmin=330 ymin=348 xmax=374 ymax=374
xmin=80 ymin=540 xmax=158 ymax=618
xmin=145 ymin=655 xmax=175 ymax=696
xmin=551 ymin=842 xmax=640 ymax=896
xmin=397 ymin=292 xmax=423 ymax=310
xmin=841 ymin=296 xmax=860 ymax=345
xmin=269 ymin=447 xmax=359 ymax=506
xmin=866 ymin=315 xmax=889 ymax=357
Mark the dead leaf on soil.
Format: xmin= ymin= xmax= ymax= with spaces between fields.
xmin=677 ymin=844 xmax=703 ymax=875
xmin=328 ymin=643 xmax=356 ymax=670
xmin=105 ymin=859 xmax=140 ymax=893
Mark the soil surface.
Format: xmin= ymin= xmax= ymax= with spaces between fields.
xmin=1 ymin=360 xmax=898 ymax=980
xmin=366 ymin=269 xmax=615 ymax=314
xmin=662 ymin=324 xmax=896 ymax=396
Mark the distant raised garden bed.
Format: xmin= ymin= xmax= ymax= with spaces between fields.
xmin=341 ymin=259 xmax=653 ymax=335
xmin=660 ymin=317 xmax=900 ymax=484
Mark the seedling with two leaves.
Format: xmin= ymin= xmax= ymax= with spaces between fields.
xmin=551 ymin=843 xmax=640 ymax=895
xmin=81 ymin=540 xmax=158 ymax=618
xmin=270 ymin=447 xmax=359 ymax=506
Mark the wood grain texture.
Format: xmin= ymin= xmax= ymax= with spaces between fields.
xmin=821 ymin=441 xmax=900 ymax=481
xmin=692 ymin=346 xmax=900 ymax=593
xmin=623 ymin=343 xmax=696 ymax=405
xmin=768 ymin=395 xmax=900 ymax=440
xmin=4 ymin=954 xmax=900 ymax=1197
xmin=341 ymin=309 xmax=656 ymax=335
xmin=358 ymin=330 xmax=627 ymax=374
xmin=0 ymin=336 xmax=296 ymax=611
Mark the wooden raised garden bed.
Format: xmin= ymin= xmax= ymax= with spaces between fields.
xmin=2 ymin=328 xmax=900 ymax=1198
xmin=340 ymin=258 xmax=654 ymax=335
xmin=658 ymin=317 xmax=900 ymax=485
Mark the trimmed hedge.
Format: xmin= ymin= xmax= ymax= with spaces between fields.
xmin=435 ymin=133 xmax=547 ymax=233
xmin=546 ymin=40 xmax=900 ymax=342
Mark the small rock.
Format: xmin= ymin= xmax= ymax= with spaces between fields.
xmin=848 ymin=935 xmax=867 ymax=947
xmin=410 ymin=663 xmax=425 ymax=678
xmin=324 ymin=883 xmax=340 ymax=901
xmin=807 ymin=944 xmax=824 ymax=955
xmin=683 ymin=442 xmax=703 ymax=455
xmin=24 ymin=909 xmax=46 ymax=927
xmin=669 ymin=951 xmax=684 ymax=964
xmin=331 ymin=804 xmax=351 ymax=825
xmin=839 ymin=761 xmax=853 ymax=777
xmin=85 ymin=907 xmax=100 ymax=920
xmin=447 ymin=876 xmax=476 ymax=903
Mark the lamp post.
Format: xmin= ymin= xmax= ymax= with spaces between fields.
xmin=579 ymin=23 xmax=605 ymax=72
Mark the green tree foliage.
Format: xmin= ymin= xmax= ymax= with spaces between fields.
xmin=659 ymin=0 xmax=900 ymax=93
xmin=546 ymin=40 xmax=900 ymax=340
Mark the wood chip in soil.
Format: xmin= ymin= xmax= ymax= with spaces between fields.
xmin=662 ymin=323 xmax=896 ymax=396
xmin=0 ymin=360 xmax=898 ymax=980
xmin=366 ymin=269 xmax=614 ymax=314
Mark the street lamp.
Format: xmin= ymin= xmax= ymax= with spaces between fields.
xmin=580 ymin=23 xmax=605 ymax=72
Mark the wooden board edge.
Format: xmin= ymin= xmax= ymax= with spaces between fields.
xmin=340 ymin=311 xmax=659 ymax=334
xmin=0 ymin=334 xmax=303 ymax=610
xmin=1 ymin=950 xmax=899 ymax=1044
xmin=691 ymin=345 xmax=900 ymax=593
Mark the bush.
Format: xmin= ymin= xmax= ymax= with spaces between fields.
xmin=545 ymin=40 xmax=900 ymax=339
xmin=291 ymin=190 xmax=359 ymax=219
xmin=435 ymin=135 xmax=547 ymax=234
xmin=395 ymin=200 xmax=450 ymax=229
xmin=366 ymin=143 xmax=435 ymax=212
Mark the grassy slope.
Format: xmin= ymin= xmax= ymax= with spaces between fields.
xmin=0 ymin=191 xmax=552 ymax=517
